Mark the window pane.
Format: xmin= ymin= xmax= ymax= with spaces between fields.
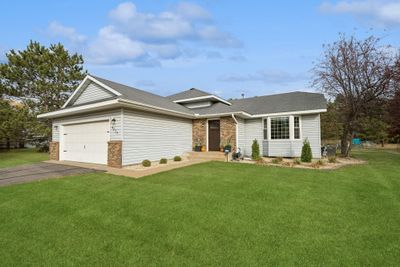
xmin=294 ymin=117 xmax=299 ymax=127
xmin=294 ymin=116 xmax=300 ymax=139
xmin=294 ymin=128 xmax=300 ymax=139
xmin=270 ymin=117 xmax=289 ymax=139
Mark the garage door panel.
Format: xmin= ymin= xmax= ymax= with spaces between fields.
xmin=61 ymin=121 xmax=109 ymax=164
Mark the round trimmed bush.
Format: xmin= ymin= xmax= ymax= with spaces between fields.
xmin=173 ymin=156 xmax=182 ymax=162
xmin=159 ymin=158 xmax=168 ymax=164
xmin=142 ymin=159 xmax=151 ymax=167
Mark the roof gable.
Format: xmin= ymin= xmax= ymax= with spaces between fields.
xmin=63 ymin=76 xmax=121 ymax=108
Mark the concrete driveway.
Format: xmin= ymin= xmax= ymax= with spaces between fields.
xmin=0 ymin=162 xmax=104 ymax=187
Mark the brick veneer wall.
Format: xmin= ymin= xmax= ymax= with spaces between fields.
xmin=192 ymin=119 xmax=207 ymax=148
xmin=220 ymin=116 xmax=236 ymax=150
xmin=108 ymin=141 xmax=122 ymax=168
xmin=49 ymin=141 xmax=59 ymax=160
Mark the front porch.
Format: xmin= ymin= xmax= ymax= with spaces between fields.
xmin=192 ymin=116 xmax=237 ymax=152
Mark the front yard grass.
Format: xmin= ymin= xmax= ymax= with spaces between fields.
xmin=0 ymin=150 xmax=399 ymax=266
xmin=0 ymin=148 xmax=48 ymax=168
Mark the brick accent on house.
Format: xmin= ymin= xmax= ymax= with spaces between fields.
xmin=220 ymin=116 xmax=236 ymax=150
xmin=108 ymin=141 xmax=122 ymax=168
xmin=192 ymin=119 xmax=207 ymax=149
xmin=49 ymin=141 xmax=59 ymax=160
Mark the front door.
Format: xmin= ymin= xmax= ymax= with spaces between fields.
xmin=208 ymin=120 xmax=220 ymax=151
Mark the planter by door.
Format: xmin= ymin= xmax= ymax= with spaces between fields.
xmin=208 ymin=120 xmax=220 ymax=151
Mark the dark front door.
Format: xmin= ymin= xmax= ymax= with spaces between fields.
xmin=208 ymin=120 xmax=220 ymax=151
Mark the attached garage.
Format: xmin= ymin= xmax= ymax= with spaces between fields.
xmin=60 ymin=121 xmax=110 ymax=164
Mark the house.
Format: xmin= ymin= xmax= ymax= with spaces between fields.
xmin=38 ymin=75 xmax=327 ymax=168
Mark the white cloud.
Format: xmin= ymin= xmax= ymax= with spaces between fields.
xmin=108 ymin=2 xmax=194 ymax=41
xmin=320 ymin=1 xmax=400 ymax=26
xmin=175 ymin=2 xmax=212 ymax=20
xmin=46 ymin=2 xmax=242 ymax=66
xmin=88 ymin=26 xmax=145 ymax=65
xmin=47 ymin=21 xmax=87 ymax=43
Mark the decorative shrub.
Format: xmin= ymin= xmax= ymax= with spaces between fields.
xmin=272 ymin=157 xmax=283 ymax=164
xmin=251 ymin=139 xmax=260 ymax=160
xmin=311 ymin=159 xmax=324 ymax=168
xmin=293 ymin=158 xmax=301 ymax=165
xmin=328 ymin=156 xmax=337 ymax=163
xmin=301 ymin=139 xmax=313 ymax=162
xmin=142 ymin=160 xmax=151 ymax=167
xmin=173 ymin=156 xmax=182 ymax=162
xmin=159 ymin=158 xmax=168 ymax=164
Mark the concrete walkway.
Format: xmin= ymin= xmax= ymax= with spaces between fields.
xmin=46 ymin=159 xmax=210 ymax=178
xmin=0 ymin=163 xmax=103 ymax=187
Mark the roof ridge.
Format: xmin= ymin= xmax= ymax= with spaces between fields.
xmin=231 ymin=91 xmax=323 ymax=102
xmin=90 ymin=75 xmax=168 ymax=100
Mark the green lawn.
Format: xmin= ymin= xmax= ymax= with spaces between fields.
xmin=0 ymin=150 xmax=399 ymax=266
xmin=0 ymin=148 xmax=48 ymax=168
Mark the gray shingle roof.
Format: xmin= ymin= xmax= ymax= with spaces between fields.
xmin=91 ymin=76 xmax=194 ymax=115
xmin=89 ymin=76 xmax=326 ymax=116
xmin=228 ymin=92 xmax=326 ymax=115
xmin=190 ymin=102 xmax=238 ymax=115
xmin=167 ymin=88 xmax=212 ymax=101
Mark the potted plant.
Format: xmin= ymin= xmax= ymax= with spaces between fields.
xmin=194 ymin=138 xmax=202 ymax=152
xmin=201 ymin=145 xmax=206 ymax=152
xmin=224 ymin=144 xmax=232 ymax=152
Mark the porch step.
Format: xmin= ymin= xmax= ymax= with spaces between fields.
xmin=187 ymin=151 xmax=227 ymax=161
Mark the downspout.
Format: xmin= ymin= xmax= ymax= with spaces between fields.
xmin=231 ymin=114 xmax=238 ymax=152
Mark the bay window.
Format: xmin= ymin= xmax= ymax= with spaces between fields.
xmin=264 ymin=116 xmax=301 ymax=140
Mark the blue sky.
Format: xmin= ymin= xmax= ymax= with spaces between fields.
xmin=1 ymin=0 xmax=400 ymax=98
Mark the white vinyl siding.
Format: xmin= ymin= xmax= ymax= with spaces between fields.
xmin=122 ymin=109 xmax=192 ymax=165
xmin=243 ymin=119 xmax=263 ymax=157
xmin=183 ymin=101 xmax=212 ymax=109
xmin=237 ymin=117 xmax=245 ymax=153
xmin=72 ymin=82 xmax=115 ymax=106
xmin=52 ymin=109 xmax=122 ymax=141
xmin=301 ymin=114 xmax=321 ymax=158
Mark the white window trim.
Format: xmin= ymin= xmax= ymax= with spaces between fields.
xmin=293 ymin=116 xmax=302 ymax=140
xmin=263 ymin=115 xmax=302 ymax=141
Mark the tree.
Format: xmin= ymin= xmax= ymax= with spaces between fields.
xmin=0 ymin=100 xmax=29 ymax=148
xmin=359 ymin=117 xmax=389 ymax=146
xmin=251 ymin=139 xmax=260 ymax=160
xmin=0 ymin=41 xmax=86 ymax=149
xmin=312 ymin=34 xmax=396 ymax=156
xmin=388 ymin=89 xmax=400 ymax=143
xmin=301 ymin=139 xmax=312 ymax=162
xmin=321 ymin=101 xmax=342 ymax=142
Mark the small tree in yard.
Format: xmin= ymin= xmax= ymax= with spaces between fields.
xmin=251 ymin=139 xmax=260 ymax=160
xmin=312 ymin=34 xmax=397 ymax=156
xmin=301 ymin=139 xmax=312 ymax=162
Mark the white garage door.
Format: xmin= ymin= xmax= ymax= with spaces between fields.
xmin=61 ymin=121 xmax=109 ymax=164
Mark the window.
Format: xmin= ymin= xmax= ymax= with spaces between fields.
xmin=270 ymin=117 xmax=290 ymax=139
xmin=263 ymin=119 xmax=268 ymax=139
xmin=294 ymin=116 xmax=300 ymax=139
